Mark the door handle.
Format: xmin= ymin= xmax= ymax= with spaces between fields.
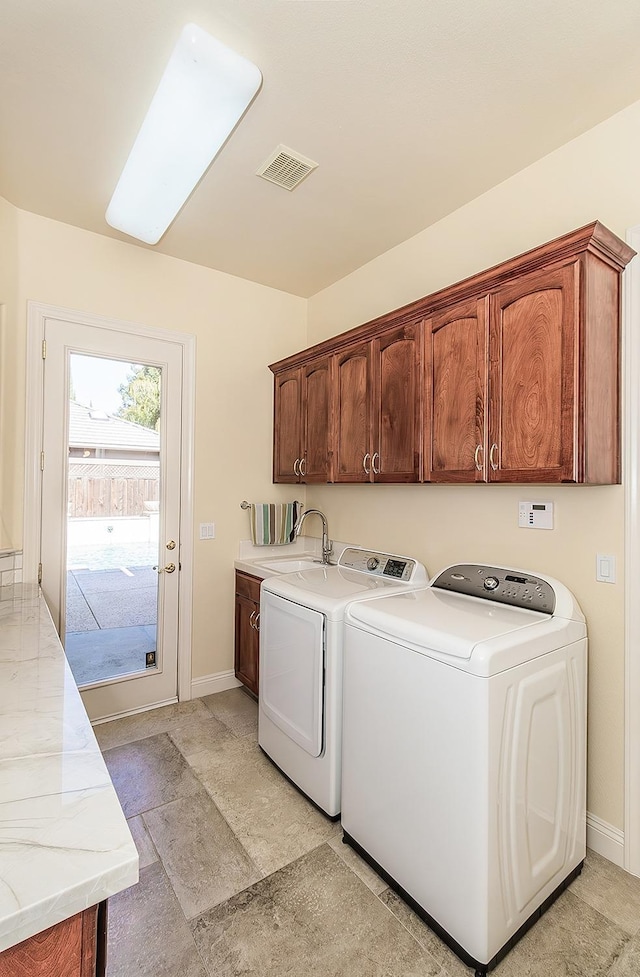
xmin=299 ymin=457 xmax=306 ymax=476
xmin=255 ymin=612 xmax=260 ymax=631
xmin=154 ymin=562 xmax=176 ymax=573
xmin=249 ymin=610 xmax=256 ymax=628
xmin=474 ymin=444 xmax=483 ymax=471
xmin=489 ymin=443 xmax=499 ymax=471
xmin=363 ymin=452 xmax=371 ymax=475
xmin=293 ymin=458 xmax=300 ymax=476
xmin=166 ymin=540 xmax=176 ymax=550
xmin=372 ymin=451 xmax=380 ymax=475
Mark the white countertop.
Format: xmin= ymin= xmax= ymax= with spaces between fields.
xmin=0 ymin=586 xmax=138 ymax=953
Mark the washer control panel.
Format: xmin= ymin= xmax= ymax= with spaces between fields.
xmin=339 ymin=547 xmax=417 ymax=582
xmin=432 ymin=564 xmax=556 ymax=614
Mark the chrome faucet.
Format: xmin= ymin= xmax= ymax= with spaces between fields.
xmin=295 ymin=508 xmax=333 ymax=565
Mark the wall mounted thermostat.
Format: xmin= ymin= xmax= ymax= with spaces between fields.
xmin=518 ymin=501 xmax=554 ymax=530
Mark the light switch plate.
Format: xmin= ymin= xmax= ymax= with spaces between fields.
xmin=596 ymin=554 xmax=616 ymax=583
xmin=199 ymin=522 xmax=215 ymax=540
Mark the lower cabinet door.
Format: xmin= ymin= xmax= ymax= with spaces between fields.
xmin=234 ymin=593 xmax=260 ymax=696
xmin=0 ymin=905 xmax=100 ymax=977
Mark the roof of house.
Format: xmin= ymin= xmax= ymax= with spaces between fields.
xmin=68 ymin=401 xmax=159 ymax=452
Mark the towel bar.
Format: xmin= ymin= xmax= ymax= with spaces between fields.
xmin=240 ymin=500 xmax=303 ymax=510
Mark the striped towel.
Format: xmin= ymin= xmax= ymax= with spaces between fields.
xmin=249 ymin=502 xmax=301 ymax=546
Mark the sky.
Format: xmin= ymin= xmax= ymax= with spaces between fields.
xmin=69 ymin=354 xmax=141 ymax=414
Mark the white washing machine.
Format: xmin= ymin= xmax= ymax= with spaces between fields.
xmin=341 ymin=563 xmax=587 ymax=976
xmin=259 ymin=547 xmax=428 ymax=818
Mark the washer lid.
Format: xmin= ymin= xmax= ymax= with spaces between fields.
xmin=346 ymin=588 xmax=550 ymax=659
xmin=263 ymin=564 xmax=423 ymax=619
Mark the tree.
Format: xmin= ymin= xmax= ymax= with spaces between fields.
xmin=117 ymin=365 xmax=161 ymax=430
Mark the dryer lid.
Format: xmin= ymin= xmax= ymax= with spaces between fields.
xmin=345 ymin=588 xmax=550 ymax=660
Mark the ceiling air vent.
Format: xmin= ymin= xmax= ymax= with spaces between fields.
xmin=256 ymin=144 xmax=318 ymax=191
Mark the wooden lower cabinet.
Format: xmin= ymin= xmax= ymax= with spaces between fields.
xmin=0 ymin=903 xmax=106 ymax=977
xmin=234 ymin=571 xmax=261 ymax=696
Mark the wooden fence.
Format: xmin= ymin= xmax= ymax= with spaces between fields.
xmin=68 ymin=477 xmax=159 ymax=518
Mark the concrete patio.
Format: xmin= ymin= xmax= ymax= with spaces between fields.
xmin=65 ymin=564 xmax=158 ymax=686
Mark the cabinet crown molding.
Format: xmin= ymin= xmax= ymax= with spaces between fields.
xmin=269 ymin=221 xmax=635 ymax=374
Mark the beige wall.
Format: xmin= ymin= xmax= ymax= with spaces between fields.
xmin=306 ymin=97 xmax=640 ymax=831
xmin=11 ymin=208 xmax=307 ymax=682
xmin=0 ymin=195 xmax=20 ymax=548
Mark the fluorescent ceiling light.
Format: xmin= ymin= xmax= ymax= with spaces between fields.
xmin=106 ymin=24 xmax=262 ymax=245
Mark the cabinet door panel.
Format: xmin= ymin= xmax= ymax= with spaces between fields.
xmin=425 ymin=297 xmax=488 ymax=482
xmin=235 ymin=593 xmax=259 ymax=696
xmin=490 ymin=263 xmax=578 ymax=482
xmin=375 ymin=323 xmax=422 ymax=482
xmin=273 ymin=369 xmax=301 ymax=483
xmin=334 ymin=342 xmax=371 ymax=482
xmin=0 ymin=909 xmax=95 ymax=977
xmin=302 ymin=357 xmax=332 ymax=482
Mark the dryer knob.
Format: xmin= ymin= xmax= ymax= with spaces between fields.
xmin=483 ymin=575 xmax=500 ymax=591
xmin=367 ymin=557 xmax=380 ymax=571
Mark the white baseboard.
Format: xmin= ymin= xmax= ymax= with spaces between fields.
xmin=91 ymin=696 xmax=178 ymax=725
xmin=191 ymin=669 xmax=242 ymax=698
xmin=586 ymin=812 xmax=625 ymax=867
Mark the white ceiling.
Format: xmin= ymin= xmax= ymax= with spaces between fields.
xmin=2 ymin=0 xmax=640 ymax=297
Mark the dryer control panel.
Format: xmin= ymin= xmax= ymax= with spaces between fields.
xmin=339 ymin=547 xmax=418 ymax=582
xmin=432 ymin=564 xmax=556 ymax=614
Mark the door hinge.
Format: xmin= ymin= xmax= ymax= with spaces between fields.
xmin=40 ymin=451 xmax=45 ymax=471
xmin=38 ymin=563 xmax=42 ymax=585
xmin=42 ymin=339 xmax=46 ymax=359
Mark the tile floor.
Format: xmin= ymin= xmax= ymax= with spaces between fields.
xmin=97 ymin=689 xmax=640 ymax=977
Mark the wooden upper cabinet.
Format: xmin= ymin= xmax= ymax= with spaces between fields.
xmin=373 ymin=322 xmax=422 ymax=482
xmin=301 ymin=357 xmax=332 ymax=483
xmin=273 ymin=368 xmax=302 ymax=483
xmin=424 ymin=297 xmax=488 ymax=482
xmin=333 ymin=340 xmax=371 ymax=482
xmin=332 ymin=325 xmax=421 ymax=483
xmin=488 ymin=262 xmax=578 ymax=483
xmin=273 ymin=357 xmax=332 ymax=483
xmin=270 ymin=222 xmax=635 ymax=486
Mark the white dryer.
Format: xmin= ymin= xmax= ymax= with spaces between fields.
xmin=259 ymin=547 xmax=428 ymax=818
xmin=341 ymin=563 xmax=587 ymax=976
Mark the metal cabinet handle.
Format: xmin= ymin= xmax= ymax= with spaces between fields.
xmin=372 ymin=451 xmax=380 ymax=475
xmin=489 ymin=443 xmax=499 ymax=471
xmin=249 ymin=610 xmax=256 ymax=628
xmin=255 ymin=612 xmax=260 ymax=631
xmin=474 ymin=444 xmax=483 ymax=472
xmin=293 ymin=458 xmax=300 ymax=476
xmin=363 ymin=452 xmax=371 ymax=475
xmin=299 ymin=457 xmax=306 ymax=476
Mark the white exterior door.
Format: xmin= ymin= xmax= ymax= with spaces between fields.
xmin=40 ymin=314 xmax=185 ymax=721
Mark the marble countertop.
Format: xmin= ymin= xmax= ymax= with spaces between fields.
xmin=0 ymin=587 xmax=138 ymax=953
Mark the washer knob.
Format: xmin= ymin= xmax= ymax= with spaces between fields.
xmin=367 ymin=556 xmax=380 ymax=571
xmin=483 ymin=576 xmax=500 ymax=591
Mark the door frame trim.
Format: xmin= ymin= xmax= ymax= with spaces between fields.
xmin=624 ymin=225 xmax=640 ymax=875
xmin=23 ymin=301 xmax=196 ymax=705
